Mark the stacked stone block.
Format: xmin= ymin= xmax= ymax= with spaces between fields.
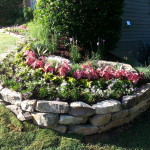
xmin=0 ymin=84 xmax=150 ymax=135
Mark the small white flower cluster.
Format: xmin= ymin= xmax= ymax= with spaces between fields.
xmin=82 ymin=79 xmax=135 ymax=99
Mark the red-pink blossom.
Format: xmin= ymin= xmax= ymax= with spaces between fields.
xmin=19 ymin=25 xmax=27 ymax=29
xmin=31 ymin=60 xmax=44 ymax=69
xmin=26 ymin=56 xmax=36 ymax=65
xmin=44 ymin=63 xmax=54 ymax=73
xmin=58 ymin=67 xmax=69 ymax=76
xmin=39 ymin=56 xmax=47 ymax=62
xmin=24 ymin=50 xmax=36 ymax=58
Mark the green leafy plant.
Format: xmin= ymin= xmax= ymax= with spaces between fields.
xmin=34 ymin=0 xmax=124 ymax=56
xmin=135 ymin=67 xmax=150 ymax=82
xmin=0 ymin=43 xmax=143 ymax=103
xmin=70 ymin=38 xmax=81 ymax=63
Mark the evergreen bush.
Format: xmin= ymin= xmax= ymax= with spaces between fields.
xmin=34 ymin=0 xmax=124 ymax=55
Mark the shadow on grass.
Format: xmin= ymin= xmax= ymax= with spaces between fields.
xmin=0 ymin=103 xmax=150 ymax=150
xmin=84 ymin=109 xmax=150 ymax=150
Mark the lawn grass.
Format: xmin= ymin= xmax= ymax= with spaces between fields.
xmin=0 ymin=104 xmax=150 ymax=150
xmin=0 ymin=32 xmax=18 ymax=54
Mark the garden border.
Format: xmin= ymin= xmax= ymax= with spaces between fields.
xmin=0 ymin=83 xmax=150 ymax=135
xmin=0 ymin=31 xmax=150 ymax=135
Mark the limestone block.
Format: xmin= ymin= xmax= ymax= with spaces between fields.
xmin=0 ymin=99 xmax=8 ymax=105
xmin=96 ymin=60 xmax=136 ymax=72
xmin=99 ymin=117 xmax=130 ymax=133
xmin=21 ymin=100 xmax=36 ymax=112
xmin=6 ymin=105 xmax=32 ymax=121
xmin=136 ymin=83 xmax=150 ymax=103
xmin=92 ymin=100 xmax=122 ymax=114
xmin=0 ymin=88 xmax=22 ymax=105
xmin=122 ymin=95 xmax=137 ymax=109
xmin=68 ymin=102 xmax=95 ymax=117
xmin=50 ymin=125 xmax=67 ymax=133
xmin=31 ymin=113 xmax=59 ymax=127
xmin=112 ymin=110 xmax=129 ymax=120
xmin=89 ymin=114 xmax=111 ymax=126
xmin=36 ymin=101 xmax=69 ymax=113
xmin=129 ymin=110 xmax=141 ymax=121
xmin=59 ymin=115 xmax=87 ymax=125
xmin=129 ymin=99 xmax=149 ymax=114
xmin=69 ymin=124 xmax=99 ymax=135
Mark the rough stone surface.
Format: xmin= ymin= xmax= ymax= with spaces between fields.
xmin=129 ymin=99 xmax=149 ymax=114
xmin=0 ymin=88 xmax=22 ymax=105
xmin=112 ymin=110 xmax=129 ymax=120
xmin=47 ymin=55 xmax=72 ymax=65
xmin=68 ymin=102 xmax=95 ymax=117
xmin=90 ymin=114 xmax=111 ymax=126
xmin=136 ymin=84 xmax=150 ymax=103
xmin=17 ymin=112 xmax=32 ymax=121
xmin=59 ymin=115 xmax=87 ymax=125
xmin=96 ymin=60 xmax=136 ymax=72
xmin=0 ymin=99 xmax=8 ymax=105
xmin=21 ymin=100 xmax=36 ymax=112
xmin=0 ymin=84 xmax=3 ymax=91
xmin=140 ymin=102 xmax=150 ymax=112
xmin=31 ymin=113 xmax=59 ymax=127
xmin=92 ymin=100 xmax=122 ymax=114
xmin=99 ymin=117 xmax=130 ymax=133
xmin=6 ymin=105 xmax=32 ymax=121
xmin=122 ymin=84 xmax=150 ymax=109
xmin=36 ymin=101 xmax=69 ymax=113
xmin=69 ymin=125 xmax=99 ymax=135
xmin=122 ymin=95 xmax=137 ymax=109
xmin=129 ymin=110 xmax=141 ymax=121
xmin=50 ymin=125 xmax=67 ymax=133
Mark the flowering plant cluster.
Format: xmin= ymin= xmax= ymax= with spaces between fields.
xmin=24 ymin=50 xmax=143 ymax=84
xmin=24 ymin=50 xmax=71 ymax=76
xmin=4 ymin=25 xmax=28 ymax=35
xmin=0 ymin=44 xmax=145 ymax=103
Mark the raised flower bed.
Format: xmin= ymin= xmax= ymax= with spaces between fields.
xmin=0 ymin=44 xmax=149 ymax=135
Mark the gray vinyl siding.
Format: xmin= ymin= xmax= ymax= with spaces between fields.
xmin=113 ymin=0 xmax=150 ymax=63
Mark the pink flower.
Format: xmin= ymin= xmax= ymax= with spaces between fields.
xmin=44 ymin=63 xmax=54 ymax=73
xmin=31 ymin=60 xmax=44 ymax=69
xmin=69 ymin=38 xmax=74 ymax=43
xmin=63 ymin=61 xmax=71 ymax=71
xmin=38 ymin=56 xmax=47 ymax=62
xmin=58 ymin=67 xmax=68 ymax=76
xmin=19 ymin=25 xmax=27 ymax=29
xmin=74 ymin=70 xmax=83 ymax=79
xmin=26 ymin=56 xmax=36 ymax=65
xmin=24 ymin=50 xmax=36 ymax=58
xmin=56 ymin=61 xmax=71 ymax=76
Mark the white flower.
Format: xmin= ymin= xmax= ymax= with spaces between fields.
xmin=61 ymin=82 xmax=68 ymax=87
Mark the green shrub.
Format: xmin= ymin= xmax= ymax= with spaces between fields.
xmin=27 ymin=22 xmax=57 ymax=54
xmin=70 ymin=38 xmax=81 ymax=63
xmin=23 ymin=7 xmax=34 ymax=22
xmin=34 ymin=0 xmax=124 ymax=56
xmin=135 ymin=67 xmax=150 ymax=82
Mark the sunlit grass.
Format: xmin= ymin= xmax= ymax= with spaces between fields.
xmin=0 ymin=32 xmax=18 ymax=54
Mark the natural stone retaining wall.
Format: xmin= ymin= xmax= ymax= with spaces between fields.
xmin=0 ymin=84 xmax=150 ymax=135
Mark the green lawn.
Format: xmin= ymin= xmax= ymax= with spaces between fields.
xmin=0 ymin=104 xmax=150 ymax=150
xmin=0 ymin=32 xmax=18 ymax=54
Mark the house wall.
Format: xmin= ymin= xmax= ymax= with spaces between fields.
xmin=26 ymin=0 xmax=31 ymax=7
xmin=112 ymin=0 xmax=150 ymax=63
